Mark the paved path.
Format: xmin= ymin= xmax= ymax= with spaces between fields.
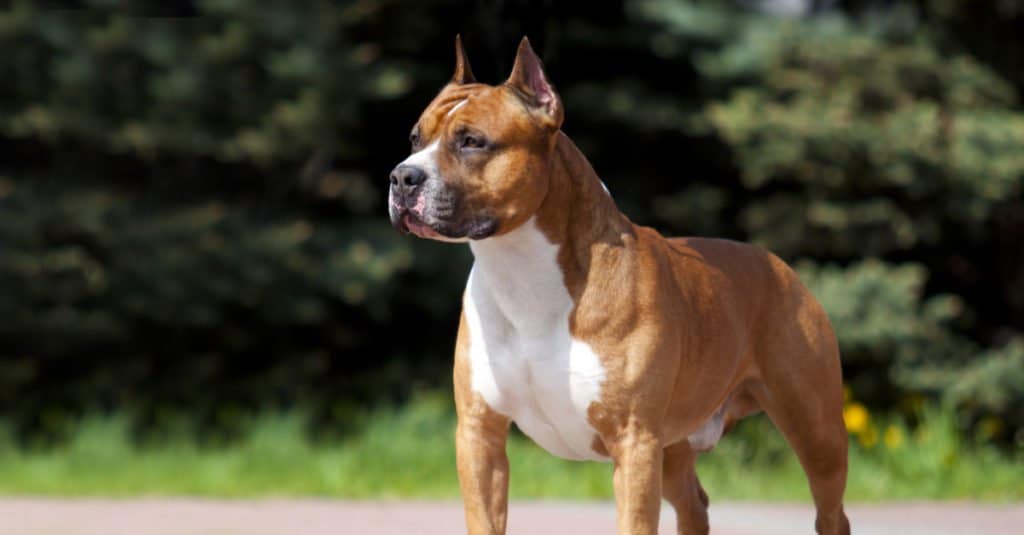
xmin=1 ymin=499 xmax=1022 ymax=534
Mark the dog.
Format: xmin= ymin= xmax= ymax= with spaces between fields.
xmin=387 ymin=36 xmax=851 ymax=535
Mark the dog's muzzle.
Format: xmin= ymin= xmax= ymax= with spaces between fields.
xmin=387 ymin=166 xmax=498 ymax=241
xmin=388 ymin=165 xmax=440 ymax=237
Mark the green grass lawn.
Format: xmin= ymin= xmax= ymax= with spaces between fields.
xmin=1 ymin=393 xmax=1021 ymax=501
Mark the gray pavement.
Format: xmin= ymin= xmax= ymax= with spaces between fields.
xmin=0 ymin=499 xmax=1021 ymax=534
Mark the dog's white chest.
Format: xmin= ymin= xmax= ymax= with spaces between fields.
xmin=463 ymin=220 xmax=608 ymax=461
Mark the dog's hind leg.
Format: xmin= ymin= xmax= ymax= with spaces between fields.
xmin=661 ymin=441 xmax=709 ymax=535
xmin=752 ymin=309 xmax=851 ymax=534
xmin=757 ymin=387 xmax=850 ymax=535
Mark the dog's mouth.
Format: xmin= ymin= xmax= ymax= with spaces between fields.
xmin=388 ymin=188 xmax=498 ymax=242
xmin=389 ymin=202 xmax=461 ymax=242
xmin=400 ymin=212 xmax=448 ymax=240
xmin=390 ymin=205 xmax=497 ymax=243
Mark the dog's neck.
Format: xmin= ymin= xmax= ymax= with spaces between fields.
xmin=539 ymin=131 xmax=632 ymax=259
xmin=468 ymin=132 xmax=632 ymax=320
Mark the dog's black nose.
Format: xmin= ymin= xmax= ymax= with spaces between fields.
xmin=389 ymin=165 xmax=427 ymax=194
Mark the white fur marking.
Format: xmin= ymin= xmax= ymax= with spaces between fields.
xmin=464 ymin=218 xmax=608 ymax=461
xmin=446 ymin=99 xmax=468 ymax=117
xmin=687 ymin=406 xmax=725 ymax=451
xmin=399 ymin=140 xmax=439 ymax=174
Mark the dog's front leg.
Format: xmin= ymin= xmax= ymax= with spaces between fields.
xmin=455 ymin=401 xmax=510 ymax=535
xmin=611 ymin=428 xmax=664 ymax=535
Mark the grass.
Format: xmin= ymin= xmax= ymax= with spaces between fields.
xmin=0 ymin=393 xmax=1021 ymax=501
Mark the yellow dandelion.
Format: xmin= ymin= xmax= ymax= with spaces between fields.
xmin=883 ymin=425 xmax=903 ymax=449
xmin=858 ymin=424 xmax=879 ymax=449
xmin=843 ymin=403 xmax=870 ymax=434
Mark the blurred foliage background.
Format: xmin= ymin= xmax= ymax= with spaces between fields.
xmin=0 ymin=0 xmax=1022 ymax=451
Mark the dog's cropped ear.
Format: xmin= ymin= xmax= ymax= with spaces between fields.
xmin=505 ymin=37 xmax=563 ymax=130
xmin=452 ymin=34 xmax=476 ymax=85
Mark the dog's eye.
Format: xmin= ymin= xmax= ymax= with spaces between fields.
xmin=409 ymin=131 xmax=420 ymax=148
xmin=460 ymin=134 xmax=486 ymax=150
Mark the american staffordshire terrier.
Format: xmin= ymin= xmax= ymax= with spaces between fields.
xmin=387 ymin=36 xmax=850 ymax=535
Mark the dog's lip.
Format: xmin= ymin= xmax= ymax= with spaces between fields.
xmin=390 ymin=206 xmax=410 ymax=234
xmin=389 ymin=196 xmax=444 ymax=239
xmin=402 ymin=212 xmax=444 ymax=239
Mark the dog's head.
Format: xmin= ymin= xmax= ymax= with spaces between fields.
xmin=388 ymin=36 xmax=563 ymax=242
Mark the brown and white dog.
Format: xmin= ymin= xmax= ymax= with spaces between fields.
xmin=388 ymin=36 xmax=851 ymax=535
